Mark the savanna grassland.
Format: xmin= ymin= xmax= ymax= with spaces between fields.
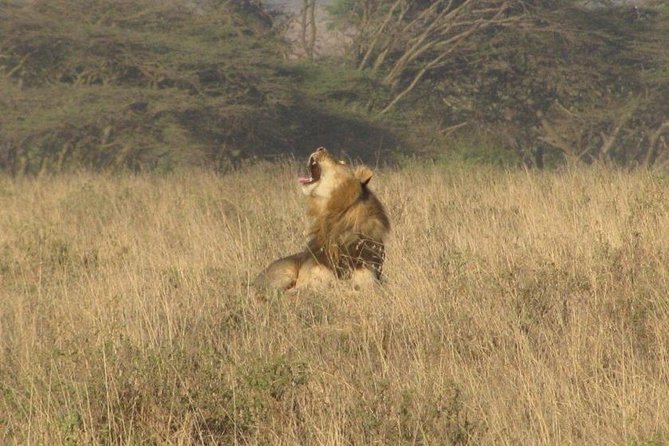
xmin=1 ymin=163 xmax=669 ymax=445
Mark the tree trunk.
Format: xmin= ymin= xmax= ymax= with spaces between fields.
xmin=644 ymin=120 xmax=669 ymax=167
xmin=300 ymin=0 xmax=316 ymax=60
xmin=534 ymin=145 xmax=544 ymax=169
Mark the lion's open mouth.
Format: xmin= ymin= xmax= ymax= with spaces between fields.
xmin=298 ymin=155 xmax=321 ymax=185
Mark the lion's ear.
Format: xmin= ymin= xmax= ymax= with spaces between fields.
xmin=355 ymin=166 xmax=374 ymax=186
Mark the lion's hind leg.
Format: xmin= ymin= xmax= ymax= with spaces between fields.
xmin=351 ymin=267 xmax=382 ymax=291
xmin=253 ymin=253 xmax=306 ymax=291
xmin=294 ymin=258 xmax=336 ymax=290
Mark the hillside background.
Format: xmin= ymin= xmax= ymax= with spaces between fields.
xmin=1 ymin=0 xmax=668 ymax=173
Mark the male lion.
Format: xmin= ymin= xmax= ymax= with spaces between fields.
xmin=254 ymin=147 xmax=390 ymax=291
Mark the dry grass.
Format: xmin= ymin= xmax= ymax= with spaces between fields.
xmin=1 ymin=162 xmax=669 ymax=445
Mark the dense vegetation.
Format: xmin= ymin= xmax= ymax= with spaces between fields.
xmin=0 ymin=0 xmax=395 ymax=173
xmin=0 ymin=0 xmax=668 ymax=171
xmin=329 ymin=0 xmax=669 ymax=166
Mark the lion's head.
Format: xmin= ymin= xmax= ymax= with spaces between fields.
xmin=299 ymin=147 xmax=357 ymax=199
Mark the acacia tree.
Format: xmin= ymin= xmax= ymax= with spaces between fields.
xmin=330 ymin=0 xmax=669 ymax=167
xmin=627 ymin=1 xmax=669 ymax=168
xmin=531 ymin=2 xmax=669 ymax=166
xmin=330 ymin=0 xmax=525 ymax=115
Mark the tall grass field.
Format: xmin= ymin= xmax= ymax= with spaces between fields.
xmin=1 ymin=162 xmax=669 ymax=445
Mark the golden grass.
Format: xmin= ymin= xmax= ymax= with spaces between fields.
xmin=1 ymin=163 xmax=669 ymax=445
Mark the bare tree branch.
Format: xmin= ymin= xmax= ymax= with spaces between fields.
xmin=598 ymin=107 xmax=634 ymax=161
xmin=644 ymin=120 xmax=669 ymax=167
xmin=378 ymin=2 xmax=509 ymax=115
xmin=358 ymin=0 xmax=403 ymax=70
xmin=538 ymin=118 xmax=578 ymax=160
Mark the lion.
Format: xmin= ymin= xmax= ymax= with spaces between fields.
xmin=253 ymin=147 xmax=390 ymax=291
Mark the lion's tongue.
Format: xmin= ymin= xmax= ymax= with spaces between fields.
xmin=298 ymin=176 xmax=312 ymax=185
